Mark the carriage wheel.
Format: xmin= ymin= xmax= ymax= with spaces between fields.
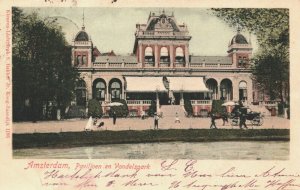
xmin=251 ymin=116 xmax=263 ymax=126
xmin=230 ymin=117 xmax=239 ymax=126
xmin=258 ymin=116 xmax=264 ymax=126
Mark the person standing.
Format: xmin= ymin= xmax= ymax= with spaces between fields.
xmin=210 ymin=114 xmax=217 ymax=129
xmin=239 ymin=113 xmax=247 ymax=129
xmin=154 ymin=113 xmax=159 ymax=129
xmin=112 ymin=111 xmax=117 ymax=125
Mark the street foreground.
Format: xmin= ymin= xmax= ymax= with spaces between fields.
xmin=13 ymin=116 xmax=289 ymax=134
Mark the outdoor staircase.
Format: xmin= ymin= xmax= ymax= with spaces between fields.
xmin=159 ymin=105 xmax=187 ymax=128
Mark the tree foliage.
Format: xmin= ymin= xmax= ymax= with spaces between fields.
xmin=211 ymin=100 xmax=226 ymax=115
xmin=212 ymin=9 xmax=289 ymax=101
xmin=109 ymin=99 xmax=129 ymax=117
xmin=88 ymin=99 xmax=103 ymax=118
xmin=184 ymin=99 xmax=193 ymax=116
xmin=12 ymin=8 xmax=78 ymax=121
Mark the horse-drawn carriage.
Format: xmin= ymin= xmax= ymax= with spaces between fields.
xmin=209 ymin=102 xmax=264 ymax=127
xmin=230 ymin=106 xmax=264 ymax=126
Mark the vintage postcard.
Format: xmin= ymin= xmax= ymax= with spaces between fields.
xmin=1 ymin=0 xmax=300 ymax=189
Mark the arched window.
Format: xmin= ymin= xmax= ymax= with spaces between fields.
xmin=75 ymin=80 xmax=86 ymax=106
xmin=175 ymin=47 xmax=184 ymax=63
xmin=110 ymin=80 xmax=122 ymax=101
xmin=220 ymin=79 xmax=233 ymax=101
xmin=239 ymin=81 xmax=247 ymax=101
xmin=145 ymin=47 xmax=154 ymax=63
xmin=93 ymin=79 xmax=106 ymax=101
xmin=160 ymin=47 xmax=169 ymax=63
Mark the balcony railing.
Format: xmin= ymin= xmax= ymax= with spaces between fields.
xmin=127 ymin=100 xmax=152 ymax=105
xmin=159 ymin=62 xmax=170 ymax=67
xmin=92 ymin=62 xmax=237 ymax=69
xmin=191 ymin=100 xmax=212 ymax=105
xmin=144 ymin=62 xmax=155 ymax=67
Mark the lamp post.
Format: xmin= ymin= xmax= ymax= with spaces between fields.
xmin=180 ymin=84 xmax=184 ymax=105
xmin=156 ymin=85 xmax=160 ymax=113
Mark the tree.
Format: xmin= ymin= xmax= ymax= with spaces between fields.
xmin=12 ymin=8 xmax=78 ymax=121
xmin=252 ymin=49 xmax=289 ymax=101
xmin=211 ymin=9 xmax=289 ymax=101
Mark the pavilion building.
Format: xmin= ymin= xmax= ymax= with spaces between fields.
xmin=72 ymin=11 xmax=256 ymax=116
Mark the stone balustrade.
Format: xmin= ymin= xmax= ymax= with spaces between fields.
xmin=92 ymin=62 xmax=235 ymax=69
xmin=127 ymin=100 xmax=152 ymax=105
xmin=190 ymin=100 xmax=212 ymax=105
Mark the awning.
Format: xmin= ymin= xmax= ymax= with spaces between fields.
xmin=160 ymin=47 xmax=169 ymax=57
xmin=168 ymin=77 xmax=211 ymax=92
xmin=125 ymin=77 xmax=167 ymax=92
xmin=175 ymin=47 xmax=184 ymax=57
xmin=145 ymin=47 xmax=153 ymax=57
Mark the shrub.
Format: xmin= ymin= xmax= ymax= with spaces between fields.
xmin=148 ymin=100 xmax=156 ymax=116
xmin=109 ymin=99 xmax=129 ymax=117
xmin=277 ymin=102 xmax=285 ymax=116
xmin=211 ymin=100 xmax=226 ymax=115
xmin=88 ymin=99 xmax=102 ymax=118
xmin=184 ymin=99 xmax=193 ymax=116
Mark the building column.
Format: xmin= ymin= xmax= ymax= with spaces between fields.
xmin=232 ymin=80 xmax=239 ymax=102
xmin=139 ymin=44 xmax=143 ymax=64
xmin=170 ymin=45 xmax=174 ymax=68
xmin=185 ymin=44 xmax=189 ymax=67
xmin=106 ymin=84 xmax=110 ymax=102
xmin=156 ymin=91 xmax=160 ymax=113
xmin=217 ymin=85 xmax=221 ymax=100
xmin=180 ymin=91 xmax=184 ymax=105
xmin=247 ymin=79 xmax=253 ymax=104
xmin=122 ymin=82 xmax=125 ymax=100
xmin=155 ymin=45 xmax=159 ymax=68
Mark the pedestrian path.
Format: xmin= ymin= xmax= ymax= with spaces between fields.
xmin=13 ymin=115 xmax=289 ymax=134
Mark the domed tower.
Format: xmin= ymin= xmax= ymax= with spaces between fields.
xmin=227 ymin=29 xmax=252 ymax=68
xmin=72 ymin=19 xmax=93 ymax=68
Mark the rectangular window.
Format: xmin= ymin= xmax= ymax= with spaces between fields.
xmin=77 ymin=55 xmax=82 ymax=65
xmin=82 ymin=55 xmax=87 ymax=65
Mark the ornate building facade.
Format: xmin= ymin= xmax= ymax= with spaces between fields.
xmin=72 ymin=11 xmax=255 ymax=116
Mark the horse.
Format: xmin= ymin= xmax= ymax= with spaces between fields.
xmin=210 ymin=113 xmax=228 ymax=126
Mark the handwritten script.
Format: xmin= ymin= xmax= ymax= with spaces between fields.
xmin=23 ymin=160 xmax=300 ymax=190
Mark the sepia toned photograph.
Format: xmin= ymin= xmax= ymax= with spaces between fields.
xmin=12 ymin=7 xmax=289 ymax=160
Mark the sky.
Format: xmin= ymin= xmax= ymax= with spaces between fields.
xmin=22 ymin=7 xmax=258 ymax=56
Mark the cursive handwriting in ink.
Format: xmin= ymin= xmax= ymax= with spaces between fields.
xmin=218 ymin=167 xmax=251 ymax=178
xmin=123 ymin=179 xmax=158 ymax=187
xmin=161 ymin=160 xmax=178 ymax=171
xmin=168 ymin=180 xmax=182 ymax=189
xmin=265 ymin=179 xmax=300 ymax=190
xmin=74 ymin=178 xmax=97 ymax=190
xmin=256 ymin=166 xmax=300 ymax=178
xmin=183 ymin=160 xmax=212 ymax=178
